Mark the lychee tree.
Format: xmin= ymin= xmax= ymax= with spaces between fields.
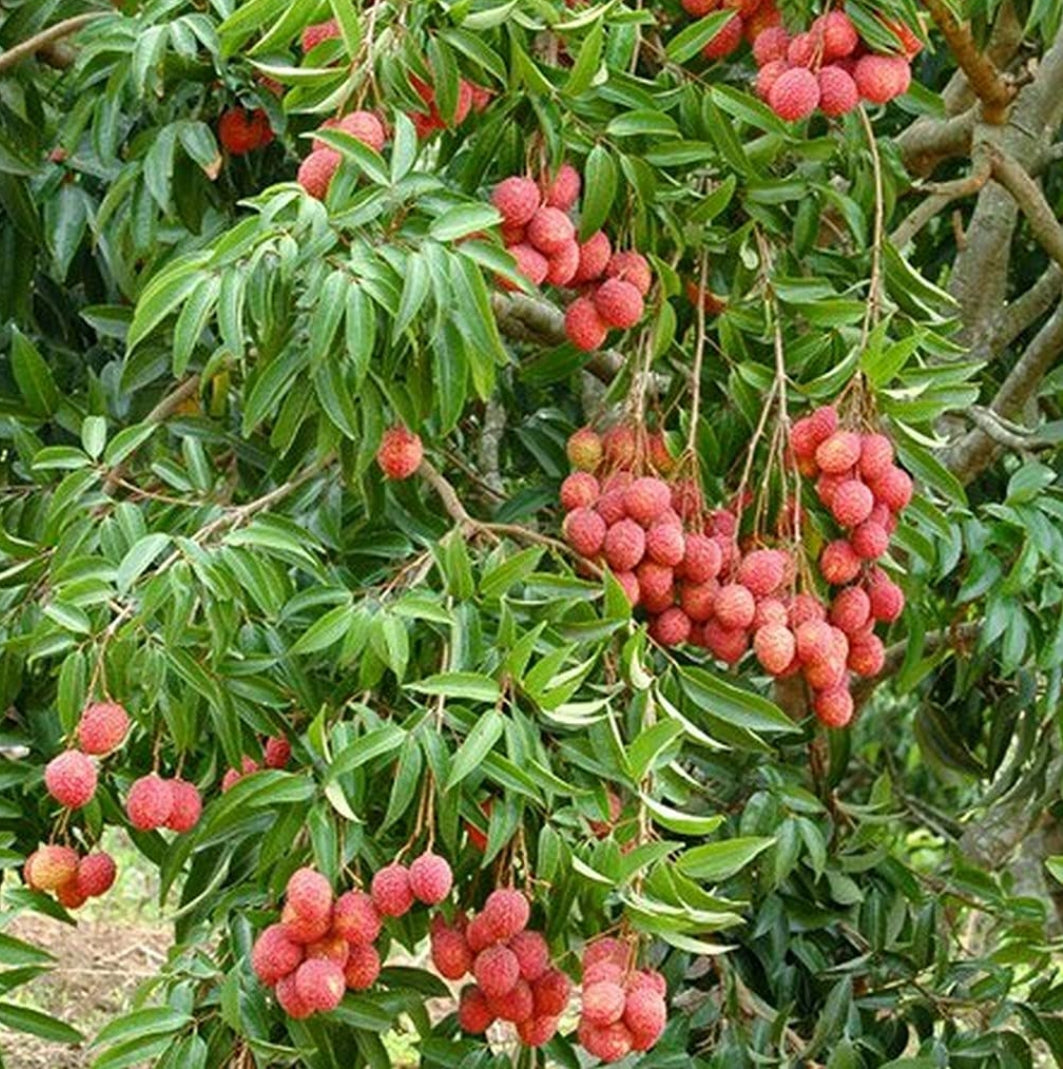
xmin=3 ymin=0 xmax=1063 ymax=1065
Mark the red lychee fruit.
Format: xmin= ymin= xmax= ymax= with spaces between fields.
xmin=855 ymin=54 xmax=911 ymax=105
xmin=679 ymin=534 xmax=722 ymax=583
xmin=483 ymin=887 xmax=530 ymax=941
xmin=533 ymin=967 xmax=572 ymax=1016
xmin=561 ymin=472 xmax=600 ymax=511
xmin=681 ymin=0 xmax=719 ymax=14
xmin=715 ymin=583 xmax=756 ymax=630
xmin=737 ymin=548 xmax=787 ymax=597
xmin=623 ymin=477 xmax=671 ymax=528
xmin=344 ymin=943 xmax=381 ymax=990
xmin=704 ymin=619 xmax=750 ymax=664
xmin=526 ymin=207 xmax=576 ymax=254
xmin=294 ymin=958 xmax=346 ymax=1012
xmin=518 ymin=1014 xmax=560 ymax=1046
xmin=492 ymin=176 xmax=541 ymax=228
xmin=301 ymin=19 xmax=340 ymax=51
xmin=376 ymin=426 xmax=423 ymax=480
xmin=848 ymin=631 xmax=886 ymax=677
xmin=29 ymin=845 xmax=79 ymax=891
xmin=788 ymin=592 xmax=827 ymax=628
xmin=850 ymin=519 xmax=889 ymax=559
xmin=287 ymin=867 xmax=332 ymax=922
xmin=820 ymin=11 xmax=859 ymax=58
xmin=565 ymin=296 xmax=609 ymax=351
xmin=703 ymin=14 xmax=744 ymax=59
xmin=831 ymin=480 xmax=875 ymax=528
xmin=564 ymin=507 xmax=607 ymax=557
xmin=263 ymin=736 xmax=291 ymax=769
xmin=604 ymin=519 xmax=647 ymax=572
xmin=542 ymin=163 xmax=581 ymax=211
xmin=297 ymin=148 xmax=340 ymax=200
xmin=678 ymin=581 xmax=715 ymax=622
xmin=769 ymin=67 xmax=821 ymax=121
xmin=787 ymin=31 xmax=816 ymax=67
xmin=312 ymin=110 xmax=386 ymax=153
xmin=753 ymin=26 xmax=790 ymax=66
xmin=500 ymin=244 xmax=549 ymax=290
xmin=44 ymin=750 xmax=97 ymax=809
xmin=474 ymin=944 xmax=520 ymax=997
xmin=76 ymin=852 xmax=116 ymax=897
xmin=593 ymin=279 xmax=644 ymax=330
xmin=567 ymin=427 xmax=603 ymax=471
xmin=868 ymin=572 xmax=905 ymax=622
xmin=756 ymin=60 xmax=790 ymax=102
xmin=545 ymin=240 xmax=581 ymax=286
xmin=218 ymin=108 xmax=272 ymax=155
xmin=795 ymin=619 xmax=834 ymax=665
xmin=754 ymin=624 xmax=796 ymax=675
xmin=573 ymin=232 xmax=612 ymax=284
xmin=371 ymin=862 xmax=414 ymax=918
xmin=650 ymin=607 xmax=693 ymax=647
xmin=55 ymin=880 xmax=88 ymax=910
xmin=816 ymin=431 xmax=862 ymax=474
xmin=509 ymin=930 xmax=550 ymax=982
xmin=431 ymin=925 xmax=473 ymax=979
xmin=605 ymin=252 xmax=653 ymax=297
xmin=408 ymin=851 xmax=453 ymax=905
xmin=583 ymin=980 xmax=627 ymax=1026
xmin=465 ymin=912 xmax=495 ymax=954
xmin=636 ymin=560 xmax=675 ymax=613
xmin=165 ymin=778 xmax=202 ymax=833
xmin=602 ymin=428 xmax=638 ymax=468
xmin=624 ymin=986 xmax=667 ymax=1047
xmin=820 ymin=539 xmax=862 ymax=585
xmin=486 ymin=977 xmax=534 ymax=1023
xmin=859 ymin=433 xmax=895 ymax=481
xmin=276 ymin=972 xmax=314 ymax=1018
xmin=458 ymin=984 xmax=495 ymax=1033
xmin=627 ymin=969 xmax=667 ymax=997
xmin=814 ymin=685 xmax=854 ymax=728
xmin=753 ymin=597 xmax=788 ymax=629
xmin=77 ymin=701 xmax=130 ymax=755
xmin=829 ymin=586 xmax=872 ymax=635
xmin=646 ymin=523 xmax=685 ymax=568
xmin=252 ymin=923 xmax=304 ymax=985
xmin=870 ymin=466 xmax=913 ymax=512
xmin=579 ymin=1020 xmax=634 ymax=1062
xmin=818 ymin=66 xmax=859 ymax=117
xmin=583 ymin=938 xmax=627 ymax=970
xmin=126 ymin=774 xmax=174 ymax=830
xmin=805 ymin=654 xmax=847 ymax=690
xmin=332 ymin=890 xmax=381 ymax=946
xmin=612 ymin=570 xmax=641 ymax=607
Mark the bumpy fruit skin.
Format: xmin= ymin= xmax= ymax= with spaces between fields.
xmin=579 ymin=1020 xmax=634 ymax=1062
xmin=371 ymin=862 xmax=414 ymax=917
xmin=787 ymin=31 xmax=815 ymax=67
xmin=870 ymin=466 xmax=913 ymax=512
xmin=818 ymin=66 xmax=859 ymax=117
xmin=680 ymin=580 xmax=717 ymax=623
xmin=307 ymin=934 xmax=349 ymax=966
xmin=56 ymin=881 xmax=88 ymax=910
xmin=280 ymin=904 xmax=330 ymax=946
xmin=287 ymin=868 xmax=333 ymax=922
xmin=30 ymin=845 xmax=79 ymax=891
xmin=526 ymin=207 xmax=576 ymax=254
xmin=820 ymin=539 xmax=862 ymax=585
xmin=332 ymin=890 xmax=382 ymax=946
xmin=564 ymin=507 xmax=607 ymax=557
xmin=76 ymin=852 xmax=117 ymax=897
xmin=788 ymin=592 xmax=826 ymax=628
xmin=573 ymin=232 xmax=612 ymax=284
xmin=830 ymin=586 xmax=872 ymax=634
xmin=343 ymin=944 xmax=381 ymax=990
xmin=795 ymin=619 xmax=834 ymax=665
xmin=753 ymin=26 xmax=790 ymax=66
xmin=859 ymin=433 xmax=895 ymax=481
xmin=542 ymin=163 xmax=581 ymax=211
xmin=263 ymin=736 xmax=291 ymax=769
xmin=820 ymin=11 xmax=859 ymax=58
xmin=605 ymin=252 xmax=653 ymax=297
xmin=624 ymin=478 xmax=671 ymax=527
xmin=297 ymin=149 xmax=340 ymax=199
xmin=816 ymin=431 xmax=862 ymax=474
xmin=567 ymin=427 xmax=603 ymax=472
xmin=770 ymin=67 xmax=820 ymax=121
xmin=487 ymin=977 xmax=535 ymax=1022
xmin=849 ymin=631 xmax=886 ymax=677
xmin=533 ymin=967 xmax=572 ymax=1016
xmin=703 ymin=13 xmax=744 ymax=59
xmin=165 ymin=778 xmax=202 ymax=833
xmin=294 ymin=958 xmax=346 ymax=1013
xmin=376 ymin=426 xmax=423 ymax=480
xmin=276 ymin=972 xmax=314 ymax=1018
xmin=546 ymin=241 xmax=581 ymax=286
xmin=682 ymin=0 xmax=718 ymax=15
xmin=474 ymin=944 xmax=520 ymax=997
xmin=624 ymin=987 xmax=667 ymax=1048
xmin=491 ymin=177 xmax=541 ymax=228
xmin=77 ymin=701 xmax=130 ymax=755
xmin=561 ymin=472 xmax=600 ymax=512
xmin=715 ymin=583 xmax=757 ymax=630
xmin=637 ymin=560 xmax=674 ymax=613
xmin=458 ymin=984 xmax=495 ymax=1033
xmin=313 ymin=110 xmax=386 ymax=153
xmin=680 ymin=534 xmax=722 ymax=583
xmin=301 ymin=19 xmax=340 ymax=51
xmin=218 ymin=107 xmax=272 ymax=155
xmin=509 ymin=930 xmax=550 ymax=982
xmin=756 ymin=60 xmax=790 ymax=102
xmin=646 ymin=522 xmax=685 ymax=567
xmin=252 ymin=923 xmax=304 ymax=985
xmin=408 ymin=851 xmax=453 ymax=905
xmin=703 ymin=619 xmax=749 ymax=663
xmin=855 ymin=54 xmax=912 ymax=104
xmin=737 ymin=548 xmax=788 ymax=597
xmin=627 ymin=968 xmax=667 ymax=997
xmin=483 ymin=887 xmax=530 ymax=940
xmin=650 ymin=607 xmax=693 ymax=647
xmin=851 ymin=520 xmax=889 ymax=559
xmin=518 ymin=1014 xmax=560 ymax=1046
xmin=602 ymin=428 xmax=638 ymax=469
xmin=582 ymin=980 xmax=627 ymax=1026
xmin=868 ymin=573 xmax=905 ymax=621
xmin=593 ymin=279 xmax=644 ymax=330
xmin=564 ymin=296 xmax=609 ymax=351
xmin=831 ymin=480 xmax=875 ymax=527
xmin=814 ymin=685 xmax=854 ymax=728
xmin=126 ymin=774 xmax=174 ymax=830
xmin=604 ymin=520 xmax=646 ymax=573
xmin=501 ymin=244 xmax=549 ymax=290
xmin=754 ymin=624 xmax=796 ymax=675
xmin=431 ymin=926 xmax=473 ymax=979
xmin=44 ymin=750 xmax=97 ymax=809
xmin=583 ymin=937 xmax=627 ymax=970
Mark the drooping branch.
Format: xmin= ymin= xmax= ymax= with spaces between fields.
xmin=988 ymin=147 xmax=1063 ymax=270
xmin=921 ymin=0 xmax=1016 ymax=123
xmin=890 ymin=150 xmax=993 ymax=248
xmin=0 ymin=13 xmax=106 ymax=75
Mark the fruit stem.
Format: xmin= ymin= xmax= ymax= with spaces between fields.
xmin=858 ymin=105 xmax=885 ymax=354
xmin=686 ymin=248 xmax=710 ymax=457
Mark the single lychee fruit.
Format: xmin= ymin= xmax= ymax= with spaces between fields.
xmin=76 ymin=852 xmax=116 ymax=897
xmin=752 ymin=597 xmax=787 ymax=629
xmin=542 ymin=163 xmax=581 ymax=211
xmin=165 ymin=778 xmax=202 ymax=833
xmin=30 ymin=845 xmax=79 ymax=891
xmin=737 ymin=548 xmax=788 ymax=597
xmin=509 ymin=930 xmax=550 ymax=982
xmin=605 ymin=252 xmax=653 ymax=297
xmin=486 ymin=977 xmax=535 ymax=1022
xmin=545 ymin=240 xmax=581 ymax=286
xmin=769 ymin=67 xmax=821 ymax=121
xmin=604 ymin=519 xmax=647 ymax=572
xmin=376 ymin=426 xmax=423 ymax=480
xmin=627 ymin=969 xmax=667 ymax=997
xmin=788 ymin=592 xmax=827 ymax=628
xmin=754 ymin=624 xmax=796 ymax=675
xmin=297 ymin=148 xmax=340 ymax=200
xmin=532 ymin=967 xmax=572 ymax=1016
xmin=77 ymin=701 xmax=130 ymax=755
xmin=408 ymin=851 xmax=453 ymax=905
xmin=458 ymin=984 xmax=495 ymax=1032
xmin=624 ymin=986 xmax=667 ymax=1047
xmin=818 ymin=66 xmax=859 ymax=117
xmin=819 ymin=539 xmax=862 ymax=585
xmin=787 ymin=31 xmax=816 ymax=67
xmin=820 ymin=11 xmax=859 ymax=58
xmin=526 ymin=207 xmax=576 ymax=254
xmin=855 ymin=54 xmax=911 ymax=104
xmin=680 ymin=534 xmax=722 ymax=583
xmin=650 ymin=607 xmax=692 ymax=647
xmin=680 ymin=580 xmax=717 ymax=623
xmin=44 ymin=750 xmax=97 ymax=809
xmin=850 ymin=520 xmax=889 ymax=559
xmin=859 ymin=433 xmax=895 ymax=481
xmin=252 ymin=923 xmax=304 ymax=985
xmin=218 ymin=107 xmax=272 ymax=155
xmin=814 ymin=685 xmax=854 ymax=728
xmin=583 ymin=937 xmax=627 ymax=970
xmin=703 ymin=14 xmax=744 ymax=59
xmin=561 ymin=472 xmax=600 ymax=512
xmin=593 ymin=279 xmax=644 ymax=330
xmin=624 ymin=478 xmax=671 ymax=528
xmin=868 ymin=573 xmax=905 ymax=622
xmin=567 ymin=427 xmax=603 ymax=471
xmin=816 ymin=431 xmax=862 ymax=474
xmin=56 ymin=880 xmax=88 ymax=910
xmin=500 ymin=244 xmax=549 ymax=290
xmin=370 ymin=862 xmax=414 ymax=917
xmin=564 ymin=296 xmax=609 ymax=351
xmin=126 ymin=774 xmax=174 ymax=830
xmin=474 ymin=944 xmax=520 ymax=998
xmin=331 ymin=890 xmax=382 ymax=946
xmin=714 ymin=584 xmax=756 ymax=630
xmin=579 ymin=1020 xmax=634 ymax=1062
xmin=681 ymin=0 xmax=718 ymax=14
xmin=294 ymin=958 xmax=346 ymax=1012
xmin=518 ymin=1014 xmax=560 ymax=1046
xmin=263 ymin=736 xmax=291 ymax=769
xmin=755 ymin=59 xmax=790 ymax=102
xmin=431 ymin=925 xmax=473 ymax=979
xmin=753 ymin=26 xmax=790 ymax=66
xmin=344 ymin=943 xmax=381 ymax=990
xmin=564 ymin=507 xmax=607 ymax=557
xmin=287 ymin=867 xmax=332 ymax=922
xmin=573 ymin=232 xmax=613 ymax=284
xmin=795 ymin=619 xmax=834 ymax=665
xmin=583 ymin=980 xmax=627 ymax=1026
xmin=306 ymin=934 xmax=349 ymax=965
xmin=483 ymin=887 xmax=530 ymax=941
xmin=829 ymin=586 xmax=872 ymax=635
xmin=602 ymin=427 xmax=638 ymax=468
xmin=704 ymin=619 xmax=750 ymax=664
xmin=804 ymin=654 xmax=847 ymax=690
xmin=831 ymin=480 xmax=875 ymax=528
xmin=313 ymin=110 xmax=386 ymax=153
xmin=789 ymin=415 xmax=821 ymax=459
xmin=301 ymin=19 xmax=340 ymax=51
xmin=636 ymin=560 xmax=674 ymax=613
xmin=276 ymin=971 xmax=314 ymax=1018
xmin=612 ymin=570 xmax=641 ymax=607
xmin=870 ymin=466 xmax=913 ymax=512
xmin=646 ymin=523 xmax=685 ymax=568
xmin=492 ymin=176 xmax=541 ymax=227
xmin=848 ymin=632 xmax=886 ymax=677
xmin=465 ymin=912 xmax=496 ymax=954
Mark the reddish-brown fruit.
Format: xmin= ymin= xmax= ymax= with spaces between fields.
xmin=573 ymin=232 xmax=613 ymax=284
xmin=567 ymin=427 xmax=603 ymax=471
xmin=76 ymin=852 xmax=116 ymax=897
xmin=44 ymin=750 xmax=97 ymax=809
xmin=486 ymin=977 xmax=535 ymax=1023
xmin=126 ymin=774 xmax=174 ymax=830
xmin=703 ymin=13 xmax=744 ymax=59
xmin=501 ymin=243 xmax=549 ymax=290
xmin=804 ymin=654 xmax=846 ymax=691
xmin=681 ymin=0 xmax=720 ymax=14
xmin=542 ymin=163 xmax=581 ymax=211
xmin=583 ymin=980 xmax=627 ymax=1026
xmin=376 ymin=426 xmax=423 ymax=480
xmin=312 ymin=110 xmax=385 ymax=153
xmin=474 ymin=944 xmax=520 ymax=997
xmin=820 ymin=539 xmax=862 ymax=585
xmin=564 ymin=508 xmax=607 ymax=557
xmin=868 ymin=572 xmax=905 ymax=622
xmin=679 ymin=581 xmax=716 ymax=623
xmin=788 ymin=592 xmax=827 ymax=628
xmin=263 ymin=736 xmax=291 ymax=769
xmin=737 ymin=548 xmax=787 ymax=597
xmin=344 ymin=943 xmax=381 ymax=990
xmin=332 ymin=890 xmax=382 ymax=946
xmin=165 ymin=778 xmax=202 ymax=833
xmin=491 ymin=176 xmax=541 ymax=227
xmin=294 ymin=958 xmax=346 ymax=1012
xmin=509 ymin=930 xmax=550 ymax=982
xmin=532 ymin=967 xmax=572 ymax=1016
xmin=831 ymin=480 xmax=875 ymax=528
xmin=612 ymin=570 xmax=641 ymax=607
xmin=870 ymin=466 xmax=913 ymax=512
xmin=605 ymin=252 xmax=653 ymax=297
xmin=431 ymin=926 xmax=473 ymax=979
xmin=297 ymin=149 xmax=340 ymax=200
xmin=561 ymin=472 xmax=600 ymax=511
xmin=545 ymin=240 xmax=581 ymax=286
xmin=650 ymin=607 xmax=693 ymax=647
xmin=408 ymin=851 xmax=453 ymax=905
xmin=579 ymin=1020 xmax=634 ymax=1062
xmin=624 ymin=986 xmax=667 ymax=1047
xmin=483 ymin=887 xmax=530 ymax=941
xmin=252 ymin=924 xmax=304 ymax=985
xmin=680 ymin=534 xmax=722 ymax=583
xmin=814 ymin=685 xmax=854 ymax=728
xmin=593 ymin=279 xmax=644 ymax=330
xmin=756 ymin=60 xmax=790 ymax=102
xmin=281 ymin=906 xmax=328 ymax=946
xmin=276 ymin=971 xmax=314 ymax=1018
xmin=458 ymin=984 xmax=495 ymax=1033
xmin=646 ymin=523 xmax=685 ymax=568
xmin=77 ymin=701 xmax=130 ymax=755
xmin=526 ymin=207 xmax=576 ymax=254
xmin=769 ymin=66 xmax=821 ymax=121
xmin=287 ymin=867 xmax=333 ymax=922
xmin=795 ymin=619 xmax=835 ymax=665
xmin=30 ymin=845 xmax=79 ymax=891
xmin=624 ymin=478 xmax=672 ymax=527
xmin=818 ymin=66 xmax=859 ymax=117
xmin=518 ymin=1014 xmax=560 ymax=1047
xmin=704 ymin=619 xmax=750 ymax=664
xmin=851 ymin=520 xmax=889 ymax=559
xmin=627 ymin=969 xmax=667 ymax=997
xmin=565 ymin=296 xmax=609 ymax=351
xmin=218 ymin=108 xmax=272 ymax=155
xmin=715 ymin=583 xmax=757 ymax=630
xmin=855 ymin=54 xmax=912 ymax=104
xmin=307 ymin=934 xmax=349 ymax=966
xmin=848 ymin=631 xmax=886 ymax=677
xmin=301 ymin=19 xmax=340 ymax=51
xmin=371 ymin=862 xmax=414 ymax=918
xmin=602 ymin=428 xmax=638 ymax=469
xmin=830 ymin=586 xmax=872 ymax=634
xmin=859 ymin=433 xmax=895 ymax=481
xmin=787 ymin=32 xmax=816 ymax=67
xmin=816 ymin=431 xmax=862 ymax=474
xmin=636 ymin=560 xmax=674 ymax=613
xmin=820 ymin=11 xmax=859 ymax=58
xmin=753 ymin=26 xmax=790 ymax=66
xmin=604 ymin=519 xmax=647 ymax=572
xmin=753 ymin=597 xmax=788 ymax=629
xmin=754 ymin=624 xmax=797 ymax=675
xmin=56 ymin=880 xmax=88 ymax=910
xmin=582 ymin=937 xmax=627 ymax=969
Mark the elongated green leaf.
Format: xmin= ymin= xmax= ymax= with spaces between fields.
xmin=676 ymin=836 xmax=775 ymax=881
xmin=445 ymin=711 xmax=504 ymax=790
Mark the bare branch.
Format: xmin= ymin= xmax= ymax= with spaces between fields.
xmin=891 ymin=150 xmax=992 ymax=247
xmin=896 ymin=108 xmax=977 ymax=178
xmin=988 ymin=146 xmax=1063 ymax=270
xmin=478 ymin=397 xmax=506 ymax=494
xmin=0 ymin=14 xmax=106 ymax=75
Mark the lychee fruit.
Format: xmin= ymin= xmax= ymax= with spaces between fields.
xmin=343 ymin=943 xmax=381 ymax=990
xmin=545 ymin=240 xmax=581 ymax=286
xmin=264 ymin=736 xmax=291 ymax=769
xmin=680 ymin=533 xmax=722 ymax=582
xmin=855 ymin=54 xmax=911 ymax=104
xmin=579 ymin=1020 xmax=634 ymax=1062
xmin=29 ymin=845 xmax=79 ymax=891
xmin=252 ymin=923 xmax=304 ymax=985
xmin=408 ymin=851 xmax=453 ymax=905
xmin=564 ymin=507 xmax=607 ymax=557
xmin=703 ymin=619 xmax=750 ymax=664
xmin=376 ymin=426 xmax=423 ymax=480
xmin=370 ymin=862 xmax=414 ymax=917
xmin=567 ymin=427 xmax=603 ymax=471
xmin=165 ymin=778 xmax=202 ymax=833
xmin=533 ymin=967 xmax=572 ymax=1016
xmin=636 ymin=560 xmax=674 ymax=613
xmin=715 ymin=583 xmax=756 ymax=630
xmin=650 ymin=607 xmax=693 ymax=647
xmin=313 ymin=110 xmax=385 ymax=153
xmin=593 ymin=279 xmax=644 ymax=330
xmin=77 ymin=701 xmax=130 ymax=755
xmin=126 ymin=774 xmax=174 ymax=830
xmin=76 ymin=852 xmax=116 ymax=897
xmin=458 ymin=984 xmax=495 ymax=1033
xmin=859 ymin=433 xmax=895 ymax=481
xmin=602 ymin=428 xmax=638 ymax=468
xmin=560 ymin=472 xmax=600 ymax=511
xmin=573 ymin=232 xmax=612 ymax=284
xmin=583 ymin=980 xmax=627 ymax=1026
xmin=56 ymin=880 xmax=88 ymax=910
xmin=754 ymin=624 xmax=796 ymax=675
xmin=483 ymin=887 xmax=530 ymax=941
xmin=44 ymin=750 xmax=97 ymax=809
xmin=306 ymin=934 xmax=349 ymax=965
xmin=527 ymin=207 xmax=576 ymax=254
xmin=868 ymin=572 xmax=905 ymax=621
xmin=769 ymin=67 xmax=821 ymax=121
xmin=814 ymin=685 xmax=854 ymax=728
xmin=787 ymin=31 xmax=816 ymax=67
xmin=816 ymin=431 xmax=862 ymax=474
xmin=755 ymin=60 xmax=790 ymax=102
xmin=218 ymin=107 xmax=272 ymax=155
xmin=294 ymin=958 xmax=346 ymax=1013
xmin=624 ymin=477 xmax=671 ymax=527
xmin=431 ymin=926 xmax=473 ymax=980
xmin=465 ymin=912 xmax=495 ymax=953
xmin=818 ymin=66 xmax=859 ymax=117
xmin=680 ymin=580 xmax=717 ymax=623
xmin=518 ymin=1014 xmax=560 ymax=1047
xmin=681 ymin=0 xmax=718 ymax=13
xmin=542 ymin=163 xmax=581 ymax=211
xmin=829 ymin=586 xmax=872 ymax=635
xmin=486 ymin=977 xmax=534 ymax=1022
xmin=819 ymin=539 xmax=862 ymax=585
xmin=737 ymin=548 xmax=788 ymax=597
xmin=848 ymin=632 xmax=886 ymax=677
xmin=297 ymin=148 xmax=340 ymax=200
xmin=869 ymin=466 xmax=913 ymax=512
xmin=753 ymin=26 xmax=790 ymax=66
xmin=509 ymin=930 xmax=550 ymax=982
xmin=604 ymin=519 xmax=647 ymax=572
xmin=491 ymin=177 xmax=541 ymax=228
xmin=624 ymin=986 xmax=667 ymax=1047
xmin=646 ymin=523 xmax=685 ymax=567
xmin=831 ymin=480 xmax=875 ymax=527
xmin=565 ymin=296 xmax=609 ymax=351
xmin=703 ymin=14 xmax=744 ymax=59
xmin=275 ymin=972 xmax=314 ymax=1018
xmin=474 ymin=944 xmax=520 ymax=997
xmin=501 ymin=244 xmax=549 ymax=290
xmin=331 ymin=890 xmax=382 ymax=946
xmin=301 ymin=19 xmax=340 ymax=51
xmin=788 ymin=592 xmax=827 ymax=627
xmin=605 ymin=252 xmax=652 ymax=297
xmin=613 ymin=570 xmax=641 ymax=607
xmin=820 ymin=11 xmax=859 ymax=58
xmin=795 ymin=619 xmax=835 ymax=665
xmin=287 ymin=867 xmax=332 ymax=922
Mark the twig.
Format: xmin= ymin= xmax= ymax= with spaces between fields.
xmin=858 ymin=106 xmax=885 ymax=351
xmin=686 ymin=250 xmax=709 ymax=455
xmin=965 ymin=406 xmax=1052 ymax=451
xmin=988 ymin=146 xmax=1063 ymax=271
xmin=890 ymin=149 xmax=993 ymax=248
xmin=417 ymin=458 xmax=474 ymax=530
xmin=0 ymin=13 xmax=107 ymax=74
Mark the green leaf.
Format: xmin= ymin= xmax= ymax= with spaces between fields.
xmin=0 ymin=1001 xmax=82 ymax=1044
xmin=445 ymin=710 xmax=504 ymax=790
xmin=291 ymin=602 xmax=354 ymax=654
xmin=116 ymin=533 xmax=171 ymax=593
xmin=564 ymin=21 xmax=603 ymax=96
xmin=429 ymin=204 xmax=501 ymax=242
xmin=10 ymin=328 xmax=60 ymax=418
xmin=666 ymin=10 xmax=735 ymax=63
xmin=92 ymin=1007 xmax=192 ymax=1048
xmin=679 ymin=666 xmax=798 ymax=734
xmin=407 ymin=672 xmax=500 ymax=703
xmin=580 ymin=144 xmax=617 ymax=239
xmin=81 ymin=416 xmax=107 ymax=460
xmin=328 ymin=725 xmax=406 ymax=779
xmin=676 ymin=836 xmax=775 ymax=881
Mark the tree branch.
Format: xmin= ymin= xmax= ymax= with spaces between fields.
xmin=0 ymin=13 xmax=106 ymax=75
xmin=896 ymin=108 xmax=977 ymax=178
xmin=890 ymin=150 xmax=992 ymax=247
xmin=988 ymin=146 xmax=1063 ymax=270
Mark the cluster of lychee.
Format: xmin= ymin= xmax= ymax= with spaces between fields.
xmin=752 ymin=11 xmax=920 ymax=121
xmin=684 ymin=0 xmax=785 ymax=60
xmin=125 ymin=773 xmax=202 ymax=833
xmin=488 ymin=168 xmax=652 ymax=352
xmin=296 ymin=108 xmax=388 ymax=200
xmin=23 ymin=844 xmax=117 ymax=911
xmin=577 ymin=938 xmax=668 ymax=1062
xmin=252 ymin=851 xmax=453 ymax=1019
xmin=220 ymin=735 xmax=292 ymax=791
xmin=217 ymin=107 xmax=274 ymax=156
